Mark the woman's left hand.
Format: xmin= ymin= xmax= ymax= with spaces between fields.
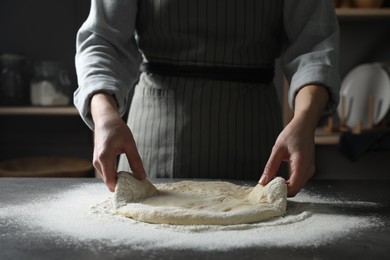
xmin=260 ymin=116 xmax=316 ymax=197
xmin=259 ymin=84 xmax=330 ymax=197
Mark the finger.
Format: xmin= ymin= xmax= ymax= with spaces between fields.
xmin=286 ymin=174 xmax=302 ymax=198
xmin=286 ymin=155 xmax=313 ymax=197
xmin=92 ymin=156 xmax=103 ymax=179
xmin=124 ymin=137 xmax=146 ymax=180
xmin=259 ymin=146 xmax=285 ymax=185
xmin=98 ymin=152 xmax=118 ymax=192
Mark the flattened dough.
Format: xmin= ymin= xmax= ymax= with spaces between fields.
xmin=113 ymin=171 xmax=287 ymax=225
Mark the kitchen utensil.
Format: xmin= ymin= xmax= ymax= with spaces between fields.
xmin=337 ymin=63 xmax=390 ymax=129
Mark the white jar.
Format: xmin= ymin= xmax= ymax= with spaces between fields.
xmin=30 ymin=61 xmax=71 ymax=106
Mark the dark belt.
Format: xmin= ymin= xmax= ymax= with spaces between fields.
xmin=140 ymin=62 xmax=274 ymax=83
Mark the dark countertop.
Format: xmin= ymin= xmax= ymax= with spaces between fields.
xmin=1 ymin=178 xmax=390 ymax=260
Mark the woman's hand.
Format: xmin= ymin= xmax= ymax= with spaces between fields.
xmin=260 ymin=117 xmax=316 ymax=197
xmin=91 ymin=93 xmax=146 ymax=192
xmin=259 ymin=85 xmax=330 ymax=197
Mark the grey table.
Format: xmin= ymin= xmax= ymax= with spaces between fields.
xmin=1 ymin=178 xmax=389 ymax=260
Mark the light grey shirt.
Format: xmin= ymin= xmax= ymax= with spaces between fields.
xmin=74 ymin=0 xmax=340 ymax=129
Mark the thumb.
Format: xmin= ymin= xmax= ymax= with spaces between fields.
xmin=259 ymin=146 xmax=285 ymax=185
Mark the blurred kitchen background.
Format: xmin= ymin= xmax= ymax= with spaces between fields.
xmin=0 ymin=0 xmax=389 ymax=179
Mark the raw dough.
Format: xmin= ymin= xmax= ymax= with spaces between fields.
xmin=113 ymin=171 xmax=287 ymax=225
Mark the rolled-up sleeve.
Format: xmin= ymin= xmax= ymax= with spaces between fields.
xmin=74 ymin=0 xmax=142 ymax=129
xmin=282 ymin=0 xmax=340 ymax=114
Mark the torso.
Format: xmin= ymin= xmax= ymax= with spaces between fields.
xmin=118 ymin=0 xmax=286 ymax=180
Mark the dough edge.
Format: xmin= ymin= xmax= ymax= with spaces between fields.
xmin=113 ymin=172 xmax=287 ymax=225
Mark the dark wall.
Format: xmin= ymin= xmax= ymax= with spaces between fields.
xmin=339 ymin=17 xmax=390 ymax=77
xmin=0 ymin=0 xmax=90 ymax=85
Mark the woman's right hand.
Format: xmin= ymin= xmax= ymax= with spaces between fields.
xmin=91 ymin=93 xmax=146 ymax=192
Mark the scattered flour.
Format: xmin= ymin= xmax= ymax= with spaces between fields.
xmin=0 ymin=183 xmax=382 ymax=250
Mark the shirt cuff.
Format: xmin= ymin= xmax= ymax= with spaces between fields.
xmin=288 ymin=65 xmax=340 ymax=115
xmin=73 ymin=77 xmax=129 ymax=130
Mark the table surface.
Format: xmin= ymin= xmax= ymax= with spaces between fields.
xmin=1 ymin=178 xmax=389 ymax=260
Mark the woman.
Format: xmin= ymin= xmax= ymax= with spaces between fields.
xmin=74 ymin=0 xmax=340 ymax=197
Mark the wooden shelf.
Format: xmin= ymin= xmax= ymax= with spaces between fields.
xmin=315 ymin=128 xmax=341 ymax=145
xmin=0 ymin=106 xmax=79 ymax=116
xmin=336 ymin=8 xmax=390 ymax=18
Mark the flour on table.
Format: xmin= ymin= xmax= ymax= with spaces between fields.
xmin=113 ymin=171 xmax=287 ymax=225
xmin=1 ymin=182 xmax=382 ymax=250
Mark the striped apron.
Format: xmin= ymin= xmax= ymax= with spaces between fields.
xmin=118 ymin=0 xmax=286 ymax=180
